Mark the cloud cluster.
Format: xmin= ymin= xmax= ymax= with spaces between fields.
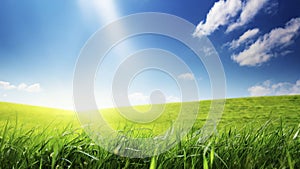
xmin=0 ymin=81 xmax=41 ymax=93
xmin=194 ymin=0 xmax=300 ymax=67
xmin=227 ymin=28 xmax=259 ymax=49
xmin=232 ymin=17 xmax=300 ymax=66
xmin=226 ymin=0 xmax=269 ymax=32
xmin=248 ymin=80 xmax=300 ymax=96
xmin=178 ymin=73 xmax=195 ymax=80
xmin=193 ymin=0 xmax=268 ymax=36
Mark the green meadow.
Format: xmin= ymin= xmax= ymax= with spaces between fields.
xmin=0 ymin=95 xmax=299 ymax=168
xmin=0 ymin=102 xmax=78 ymax=130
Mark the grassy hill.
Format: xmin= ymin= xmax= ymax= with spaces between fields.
xmin=219 ymin=95 xmax=300 ymax=127
xmin=2 ymin=95 xmax=299 ymax=132
xmin=0 ymin=102 xmax=79 ymax=130
xmin=102 ymin=95 xmax=300 ymax=132
xmin=0 ymin=95 xmax=299 ymax=168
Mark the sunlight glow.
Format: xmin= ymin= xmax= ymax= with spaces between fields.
xmin=78 ymin=0 xmax=120 ymax=24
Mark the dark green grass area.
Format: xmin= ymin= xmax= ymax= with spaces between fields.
xmin=0 ymin=95 xmax=300 ymax=168
xmin=1 ymin=121 xmax=299 ymax=169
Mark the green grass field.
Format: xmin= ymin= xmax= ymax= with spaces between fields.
xmin=0 ymin=95 xmax=300 ymax=168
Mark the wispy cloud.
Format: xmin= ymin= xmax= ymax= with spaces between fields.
xmin=227 ymin=28 xmax=259 ymax=49
xmin=226 ymin=0 xmax=269 ymax=33
xmin=0 ymin=81 xmax=41 ymax=93
xmin=193 ymin=0 xmax=242 ymax=36
xmin=232 ymin=17 xmax=300 ymax=66
xmin=264 ymin=0 xmax=279 ymax=16
xmin=178 ymin=73 xmax=195 ymax=80
xmin=248 ymin=80 xmax=300 ymax=96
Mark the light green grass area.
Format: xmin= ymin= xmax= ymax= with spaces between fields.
xmin=101 ymin=95 xmax=300 ymax=136
xmin=0 ymin=95 xmax=300 ymax=168
xmin=0 ymin=102 xmax=79 ymax=131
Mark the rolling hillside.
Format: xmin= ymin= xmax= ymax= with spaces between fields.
xmin=1 ymin=95 xmax=300 ymax=130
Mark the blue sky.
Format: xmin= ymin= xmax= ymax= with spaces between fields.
xmin=0 ymin=0 xmax=300 ymax=109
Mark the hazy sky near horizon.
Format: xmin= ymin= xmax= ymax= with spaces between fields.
xmin=0 ymin=0 xmax=300 ymax=110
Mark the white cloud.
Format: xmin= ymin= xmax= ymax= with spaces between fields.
xmin=18 ymin=83 xmax=41 ymax=92
xmin=232 ymin=17 xmax=300 ymax=66
xmin=228 ymin=28 xmax=259 ymax=49
xmin=264 ymin=0 xmax=279 ymax=16
xmin=18 ymin=83 xmax=27 ymax=91
xmin=227 ymin=0 xmax=269 ymax=32
xmin=178 ymin=73 xmax=195 ymax=80
xmin=0 ymin=81 xmax=16 ymax=90
xmin=248 ymin=80 xmax=272 ymax=96
xmin=248 ymin=80 xmax=300 ymax=96
xmin=0 ymin=81 xmax=41 ymax=93
xmin=166 ymin=96 xmax=181 ymax=103
xmin=128 ymin=92 xmax=149 ymax=105
xmin=128 ymin=92 xmax=181 ymax=105
xmin=193 ymin=0 xmax=242 ymax=36
xmin=193 ymin=0 xmax=271 ymax=36
xmin=248 ymin=86 xmax=271 ymax=96
xmin=202 ymin=46 xmax=217 ymax=56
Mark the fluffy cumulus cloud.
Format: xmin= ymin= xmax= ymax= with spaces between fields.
xmin=0 ymin=81 xmax=41 ymax=93
xmin=232 ymin=17 xmax=300 ymax=66
xmin=227 ymin=28 xmax=259 ymax=49
xmin=248 ymin=80 xmax=300 ymax=96
xmin=178 ymin=73 xmax=195 ymax=80
xmin=226 ymin=0 xmax=269 ymax=32
xmin=193 ymin=0 xmax=242 ymax=36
